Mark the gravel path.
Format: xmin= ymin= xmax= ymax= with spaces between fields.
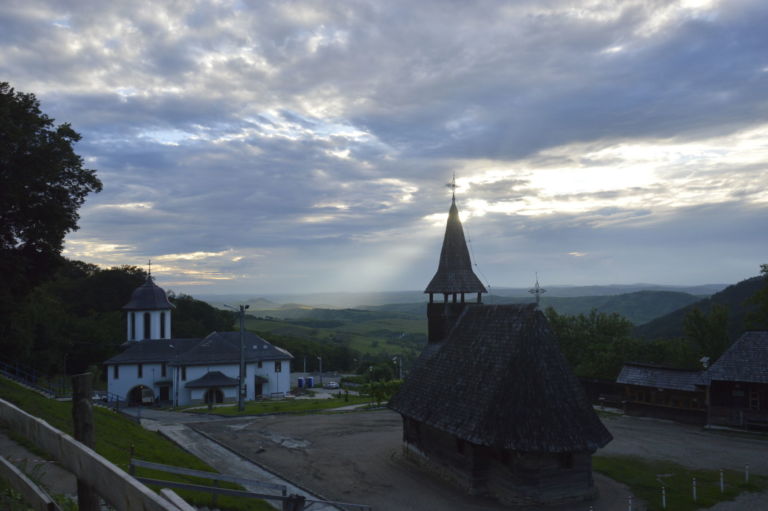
xmin=191 ymin=410 xmax=642 ymax=511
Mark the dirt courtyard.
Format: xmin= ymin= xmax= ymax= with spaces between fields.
xmin=190 ymin=410 xmax=663 ymax=511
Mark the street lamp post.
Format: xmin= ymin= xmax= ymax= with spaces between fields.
xmin=317 ymin=356 xmax=323 ymax=386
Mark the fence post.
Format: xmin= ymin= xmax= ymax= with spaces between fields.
xmin=628 ymin=495 xmax=632 ymax=511
xmin=282 ymin=494 xmax=306 ymax=511
xmin=72 ymin=372 xmax=100 ymax=511
xmin=661 ymin=486 xmax=666 ymax=509
xmin=693 ymin=477 xmax=697 ymax=501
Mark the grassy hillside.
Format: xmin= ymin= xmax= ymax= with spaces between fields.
xmin=634 ymin=276 xmax=764 ymax=341
xmin=0 ymin=377 xmax=271 ymax=510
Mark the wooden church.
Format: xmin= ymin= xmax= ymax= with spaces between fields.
xmin=389 ymin=194 xmax=612 ymax=506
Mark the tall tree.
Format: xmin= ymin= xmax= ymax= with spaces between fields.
xmin=683 ymin=304 xmax=730 ymax=362
xmin=0 ymin=82 xmax=102 ymax=341
xmin=746 ymin=264 xmax=768 ymax=330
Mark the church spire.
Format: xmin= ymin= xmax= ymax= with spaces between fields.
xmin=424 ymin=186 xmax=487 ymax=299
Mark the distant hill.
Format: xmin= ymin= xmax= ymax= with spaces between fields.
xmin=196 ymin=283 xmax=726 ymax=309
xmin=633 ymin=276 xmax=765 ymax=341
xmin=344 ymin=290 xmax=701 ymax=325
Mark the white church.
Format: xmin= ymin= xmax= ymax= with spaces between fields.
xmin=104 ymin=276 xmax=293 ymax=406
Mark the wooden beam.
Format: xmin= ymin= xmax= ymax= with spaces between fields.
xmin=0 ymin=397 xmax=178 ymax=511
xmin=159 ymin=489 xmax=196 ymax=511
xmin=72 ymin=373 xmax=99 ymax=511
xmin=0 ymin=455 xmax=60 ymax=511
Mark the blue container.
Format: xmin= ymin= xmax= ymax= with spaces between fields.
xmin=297 ymin=377 xmax=304 ymax=388
xmin=307 ymin=376 xmax=314 ymax=388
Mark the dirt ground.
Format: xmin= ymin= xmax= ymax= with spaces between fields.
xmin=192 ymin=410 xmax=638 ymax=511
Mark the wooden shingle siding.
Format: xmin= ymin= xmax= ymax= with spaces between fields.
xmin=390 ymin=304 xmax=612 ymax=452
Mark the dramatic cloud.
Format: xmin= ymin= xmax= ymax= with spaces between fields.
xmin=2 ymin=0 xmax=767 ymax=294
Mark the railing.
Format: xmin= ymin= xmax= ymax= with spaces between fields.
xmin=0 ymin=360 xmax=71 ymax=398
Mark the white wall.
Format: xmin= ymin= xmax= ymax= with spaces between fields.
xmin=125 ymin=310 xmax=172 ymax=341
xmin=106 ymin=361 xmax=170 ymax=401
xmin=108 ymin=357 xmax=292 ymax=406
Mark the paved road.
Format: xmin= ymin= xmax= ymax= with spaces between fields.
xmin=600 ymin=414 xmax=768 ymax=473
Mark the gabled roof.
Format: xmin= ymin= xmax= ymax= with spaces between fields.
xmin=104 ymin=338 xmax=198 ymax=364
xmin=424 ymin=198 xmax=487 ymax=295
xmin=389 ymin=304 xmax=612 ymax=452
xmin=617 ymin=363 xmax=704 ymax=392
xmin=185 ymin=371 xmax=239 ymax=388
xmin=122 ymin=277 xmax=174 ymax=311
xmin=172 ymin=331 xmax=294 ymax=365
xmin=704 ymin=331 xmax=768 ymax=384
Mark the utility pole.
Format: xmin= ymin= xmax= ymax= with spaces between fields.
xmin=238 ymin=304 xmax=249 ymax=412
xmin=317 ymin=356 xmax=323 ymax=386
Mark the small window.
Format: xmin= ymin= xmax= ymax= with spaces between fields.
xmin=161 ymin=362 xmax=167 ymax=377
xmin=275 ymin=361 xmax=282 ymax=373
xmin=113 ymin=365 xmax=119 ymax=379
xmin=181 ymin=366 xmax=187 ymax=381
xmin=143 ymin=312 xmax=151 ymax=339
xmin=160 ymin=312 xmax=166 ymax=338
xmin=138 ymin=364 xmax=143 ymax=378
xmin=257 ymin=361 xmax=263 ymax=369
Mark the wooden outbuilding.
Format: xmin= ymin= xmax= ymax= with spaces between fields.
xmin=616 ymin=363 xmax=706 ymax=425
xmin=705 ymin=331 xmax=768 ymax=430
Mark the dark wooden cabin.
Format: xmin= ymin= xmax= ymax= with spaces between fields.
xmin=389 ymin=196 xmax=612 ymax=506
xmin=616 ymin=363 xmax=706 ymax=425
xmin=705 ymin=331 xmax=768 ymax=430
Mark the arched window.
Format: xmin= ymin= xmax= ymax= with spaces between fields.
xmin=130 ymin=312 xmax=136 ymax=340
xmin=143 ymin=312 xmax=151 ymax=339
xmin=160 ymin=312 xmax=166 ymax=338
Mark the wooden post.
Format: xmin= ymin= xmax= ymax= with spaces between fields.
xmin=72 ymin=372 xmax=100 ymax=511
xmin=282 ymin=494 xmax=305 ymax=511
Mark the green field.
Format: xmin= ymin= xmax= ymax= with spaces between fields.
xmin=245 ymin=315 xmax=426 ymax=356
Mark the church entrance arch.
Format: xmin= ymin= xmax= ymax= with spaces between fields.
xmin=128 ymin=385 xmax=155 ymax=406
xmin=204 ymin=388 xmax=224 ymax=404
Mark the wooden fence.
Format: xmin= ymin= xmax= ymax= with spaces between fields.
xmin=0 ymin=396 xmax=186 ymax=511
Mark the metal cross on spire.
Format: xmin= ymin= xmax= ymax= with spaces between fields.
xmin=446 ymin=173 xmax=457 ymax=200
xmin=529 ymin=273 xmax=546 ymax=307
xmin=147 ymin=259 xmax=152 ymax=278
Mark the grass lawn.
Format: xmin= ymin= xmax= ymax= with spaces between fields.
xmin=189 ymin=394 xmax=372 ymax=416
xmin=594 ymin=454 xmax=768 ymax=511
xmin=0 ymin=377 xmax=272 ymax=510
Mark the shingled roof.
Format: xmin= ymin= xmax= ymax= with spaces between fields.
xmin=104 ymin=338 xmax=198 ymax=364
xmin=389 ymin=304 xmax=612 ymax=452
xmin=617 ymin=363 xmax=704 ymax=392
xmin=424 ymin=198 xmax=487 ymax=295
xmin=172 ymin=331 xmax=293 ymax=365
xmin=185 ymin=371 xmax=239 ymax=388
xmin=122 ymin=277 xmax=174 ymax=310
xmin=704 ymin=331 xmax=768 ymax=384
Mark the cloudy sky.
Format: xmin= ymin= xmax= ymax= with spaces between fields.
xmin=2 ymin=0 xmax=767 ymax=295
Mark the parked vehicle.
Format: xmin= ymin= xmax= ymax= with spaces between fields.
xmin=324 ymin=381 xmax=340 ymax=389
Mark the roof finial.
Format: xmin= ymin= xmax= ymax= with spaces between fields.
xmin=148 ymin=259 xmax=152 ymax=278
xmin=446 ymin=173 xmax=457 ymax=201
xmin=528 ymin=272 xmax=546 ymax=307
